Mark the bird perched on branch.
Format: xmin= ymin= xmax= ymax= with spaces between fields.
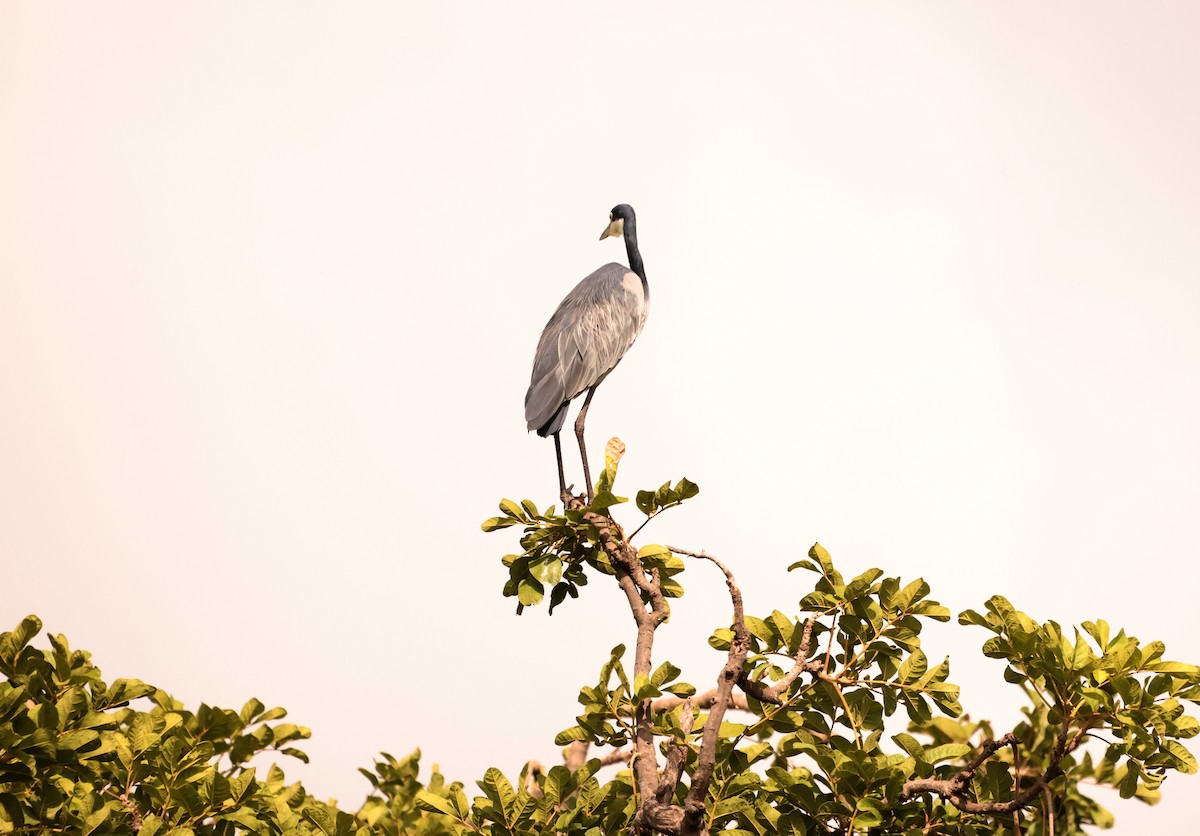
xmin=525 ymin=204 xmax=649 ymax=502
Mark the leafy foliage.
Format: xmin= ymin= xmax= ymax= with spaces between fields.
xmin=960 ymin=598 xmax=1200 ymax=804
xmin=474 ymin=449 xmax=1199 ymax=834
xmin=0 ymin=615 xmax=363 ymax=835
xmin=483 ymin=439 xmax=697 ymax=615
xmin=3 ymin=450 xmax=1197 ymax=834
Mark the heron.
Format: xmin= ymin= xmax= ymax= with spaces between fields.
xmin=525 ymin=204 xmax=649 ymax=503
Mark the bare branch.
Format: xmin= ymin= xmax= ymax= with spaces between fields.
xmin=563 ymin=740 xmax=590 ymax=772
xmin=593 ymin=748 xmax=632 ymax=768
xmin=656 ymin=699 xmax=693 ymax=805
xmin=654 ymin=689 xmax=750 ymax=713
xmin=565 ymin=495 xmax=685 ymax=834
xmin=902 ymin=733 xmax=1019 ymax=805
xmin=668 ymin=546 xmax=754 ymax=835
xmin=737 ymin=615 xmax=823 ymax=705
xmin=902 ymin=718 xmax=1093 ymax=819
xmin=1043 ymin=784 xmax=1055 ymax=836
xmin=523 ymin=761 xmax=544 ymax=798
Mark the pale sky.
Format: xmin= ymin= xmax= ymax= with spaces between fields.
xmin=2 ymin=3 xmax=1198 ymax=831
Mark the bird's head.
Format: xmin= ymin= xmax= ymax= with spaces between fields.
xmin=600 ymin=204 xmax=635 ymax=241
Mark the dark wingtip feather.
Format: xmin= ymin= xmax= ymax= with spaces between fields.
xmin=531 ymin=400 xmax=570 ymax=437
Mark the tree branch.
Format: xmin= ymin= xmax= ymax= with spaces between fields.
xmin=902 ymin=733 xmax=1020 ymax=806
xmin=668 ymin=546 xmax=754 ymax=836
xmin=656 ymin=699 xmax=694 ymax=805
xmin=567 ymin=495 xmax=684 ymax=834
xmin=563 ymin=740 xmax=590 ymax=772
xmin=598 ymin=747 xmax=633 ymax=768
xmin=902 ymin=717 xmax=1092 ymax=818
xmin=654 ymin=689 xmax=750 ymax=713
xmin=736 ymin=615 xmax=823 ymax=705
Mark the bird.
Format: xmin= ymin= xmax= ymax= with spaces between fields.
xmin=525 ymin=204 xmax=649 ymax=503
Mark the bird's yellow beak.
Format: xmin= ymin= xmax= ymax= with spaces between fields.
xmin=599 ymin=217 xmax=624 ymax=241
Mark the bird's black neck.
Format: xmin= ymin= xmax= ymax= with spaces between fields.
xmin=623 ymin=218 xmax=647 ymax=287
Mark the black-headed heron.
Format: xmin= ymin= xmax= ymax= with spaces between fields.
xmin=525 ymin=204 xmax=649 ymax=502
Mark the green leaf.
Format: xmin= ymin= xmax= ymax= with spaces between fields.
xmin=651 ymin=661 xmax=681 ymax=688
xmin=712 ymin=796 xmax=752 ymax=821
xmin=0 ymin=794 xmax=23 ymax=828
xmin=416 ymin=789 xmax=457 ymax=817
xmin=479 ymin=767 xmax=517 ymax=819
xmin=57 ymin=730 xmax=100 ymax=752
xmin=238 ymin=698 xmax=265 ymax=724
xmin=554 ymin=725 xmax=589 ymax=746
xmin=637 ymin=543 xmax=673 ymax=566
xmin=1166 ymin=741 xmax=1197 ymax=774
xmin=898 ymin=649 xmax=928 ymax=686
xmin=0 ymin=615 xmax=42 ymax=665
xmin=517 ymin=579 xmax=545 ymax=606
xmin=925 ymin=743 xmax=971 ymax=763
xmin=1070 ymin=628 xmax=1096 ymax=670
xmin=901 ymin=691 xmax=932 ymax=724
xmin=548 ymin=583 xmax=570 ymax=615
xmin=845 ymin=568 xmax=883 ymax=600
xmin=893 ymin=578 xmax=930 ymax=612
xmin=718 ymin=722 xmax=747 ymax=738
xmin=635 ymin=490 xmax=655 ymax=515
xmin=633 ymin=674 xmax=660 ymax=702
xmin=1118 ymin=765 xmax=1139 ymax=798
xmin=808 ymin=543 xmax=841 ymax=584
xmin=853 ymin=797 xmax=883 ymax=828
xmin=589 ymin=490 xmax=627 ymax=511
xmin=529 ymin=557 xmax=563 ymax=585
xmin=1082 ymin=619 xmax=1110 ymax=649
xmin=913 ymin=602 xmax=951 ymax=621
xmin=499 ymin=499 xmax=526 ymax=520
xmin=1147 ymin=661 xmax=1200 ymax=677
xmin=745 ymin=617 xmax=774 ymax=643
xmin=709 ymin=628 xmax=734 ymax=650
xmin=892 ymin=733 xmax=926 ymax=761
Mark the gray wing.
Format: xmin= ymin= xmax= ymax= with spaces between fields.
xmin=525 ymin=262 xmax=649 ymax=435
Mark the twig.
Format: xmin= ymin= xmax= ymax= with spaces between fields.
xmin=104 ymin=788 xmax=142 ymax=833
xmin=1042 ymin=784 xmax=1055 ymax=836
xmin=1010 ymin=738 xmax=1022 ymax=834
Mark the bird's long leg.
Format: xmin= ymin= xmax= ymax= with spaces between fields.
xmin=574 ymin=385 xmax=599 ymax=503
xmin=553 ymin=431 xmax=568 ymax=502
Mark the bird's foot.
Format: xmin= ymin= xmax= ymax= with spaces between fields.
xmin=561 ymin=485 xmax=588 ymax=510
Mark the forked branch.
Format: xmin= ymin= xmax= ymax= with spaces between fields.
xmin=902 ymin=718 xmax=1092 ymax=818
xmin=736 ymin=615 xmax=823 ymax=705
xmin=665 ymin=547 xmax=753 ymax=832
xmin=560 ymin=499 xmax=756 ymax=835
